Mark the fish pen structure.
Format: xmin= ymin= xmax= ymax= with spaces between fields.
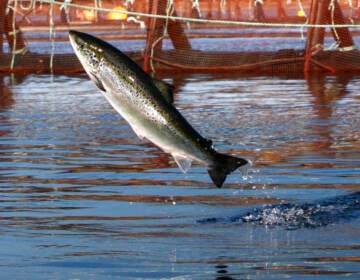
xmin=1 ymin=0 xmax=360 ymax=74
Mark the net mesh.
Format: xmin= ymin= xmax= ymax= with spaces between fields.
xmin=1 ymin=0 xmax=360 ymax=74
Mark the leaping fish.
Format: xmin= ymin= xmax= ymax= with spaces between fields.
xmin=69 ymin=30 xmax=249 ymax=188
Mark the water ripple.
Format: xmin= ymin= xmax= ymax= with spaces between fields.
xmin=200 ymin=192 xmax=360 ymax=229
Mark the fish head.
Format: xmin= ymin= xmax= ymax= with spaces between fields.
xmin=69 ymin=30 xmax=107 ymax=91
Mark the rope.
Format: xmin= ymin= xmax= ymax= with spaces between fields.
xmin=329 ymin=0 xmax=341 ymax=46
xmin=49 ymin=0 xmax=55 ymax=73
xmin=220 ymin=0 xmax=227 ymax=17
xmin=192 ymin=0 xmax=201 ymax=18
xmin=19 ymin=0 xmax=37 ymax=11
xmin=153 ymin=55 xmax=305 ymax=71
xmin=37 ymin=0 xmax=360 ymax=29
xmin=297 ymin=0 xmax=307 ymax=17
xmin=348 ymin=0 xmax=354 ymax=23
xmin=149 ymin=0 xmax=174 ymax=73
xmin=9 ymin=0 xmax=18 ymax=70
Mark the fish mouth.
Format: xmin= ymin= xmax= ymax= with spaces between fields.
xmin=68 ymin=30 xmax=80 ymax=48
xmin=68 ymin=30 xmax=77 ymax=40
xmin=69 ymin=30 xmax=86 ymax=45
xmin=69 ymin=30 xmax=85 ymax=57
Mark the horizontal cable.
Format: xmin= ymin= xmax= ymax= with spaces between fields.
xmin=36 ymin=0 xmax=360 ymax=29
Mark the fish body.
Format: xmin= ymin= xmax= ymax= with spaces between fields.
xmin=69 ymin=30 xmax=249 ymax=187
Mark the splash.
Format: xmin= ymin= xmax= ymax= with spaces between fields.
xmin=199 ymin=192 xmax=360 ymax=229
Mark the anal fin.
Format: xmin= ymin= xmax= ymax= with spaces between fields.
xmin=172 ymin=153 xmax=192 ymax=173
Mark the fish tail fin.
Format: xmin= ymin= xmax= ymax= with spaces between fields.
xmin=208 ymin=153 xmax=249 ymax=188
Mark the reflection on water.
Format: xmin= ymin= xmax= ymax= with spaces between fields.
xmin=0 ymin=73 xmax=359 ymax=279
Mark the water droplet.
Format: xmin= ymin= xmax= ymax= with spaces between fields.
xmin=240 ymin=161 xmax=251 ymax=180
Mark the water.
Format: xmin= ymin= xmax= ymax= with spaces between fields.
xmin=0 ymin=72 xmax=359 ymax=279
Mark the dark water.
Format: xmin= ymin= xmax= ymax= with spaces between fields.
xmin=0 ymin=73 xmax=359 ymax=279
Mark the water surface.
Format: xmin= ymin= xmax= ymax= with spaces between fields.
xmin=0 ymin=72 xmax=359 ymax=279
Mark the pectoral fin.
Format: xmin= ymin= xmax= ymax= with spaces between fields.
xmin=153 ymin=78 xmax=174 ymax=104
xmin=172 ymin=153 xmax=192 ymax=173
xmin=90 ymin=73 xmax=106 ymax=92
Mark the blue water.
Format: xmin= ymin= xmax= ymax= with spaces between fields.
xmin=0 ymin=73 xmax=359 ymax=279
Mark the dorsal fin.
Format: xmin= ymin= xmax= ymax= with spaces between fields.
xmin=152 ymin=78 xmax=174 ymax=104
